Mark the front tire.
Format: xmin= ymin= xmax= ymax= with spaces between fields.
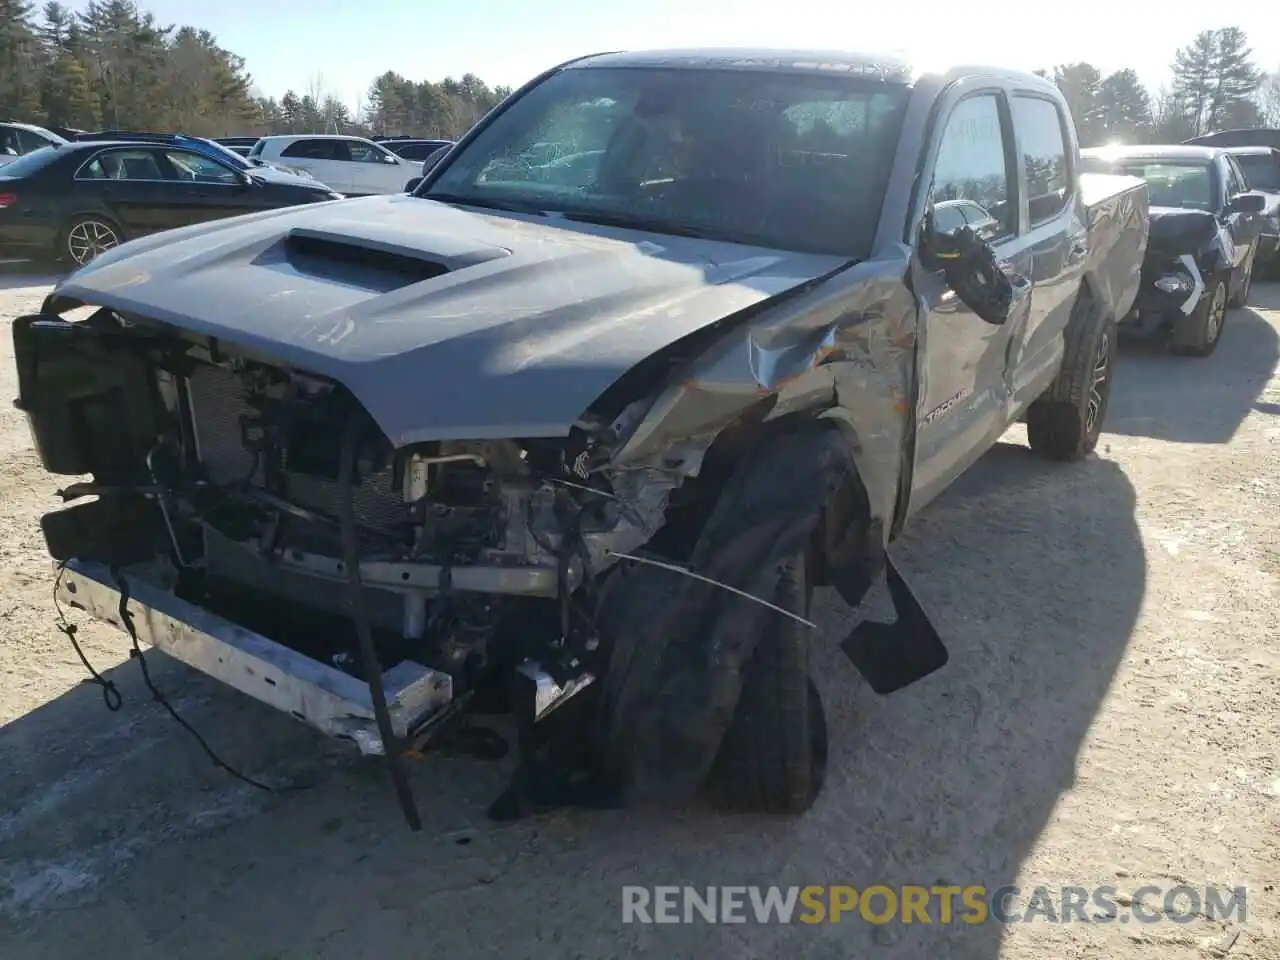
xmin=1227 ymin=246 xmax=1254 ymax=309
xmin=1027 ymin=291 xmax=1115 ymax=461
xmin=706 ymin=552 xmax=827 ymax=814
xmin=1171 ymin=275 xmax=1227 ymax=357
xmin=58 ymin=215 xmax=122 ymax=267
xmin=597 ymin=429 xmax=848 ymax=815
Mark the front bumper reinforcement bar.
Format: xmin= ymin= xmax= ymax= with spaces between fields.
xmin=55 ymin=559 xmax=453 ymax=753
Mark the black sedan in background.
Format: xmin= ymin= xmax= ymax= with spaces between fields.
xmin=0 ymin=140 xmax=344 ymax=266
xmin=1081 ymin=144 xmax=1266 ymax=357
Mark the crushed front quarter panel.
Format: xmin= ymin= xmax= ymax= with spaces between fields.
xmin=612 ymin=253 xmax=918 ymax=549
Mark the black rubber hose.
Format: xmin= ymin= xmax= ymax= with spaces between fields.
xmin=338 ymin=412 xmax=422 ymax=830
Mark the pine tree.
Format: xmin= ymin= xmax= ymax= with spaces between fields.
xmin=1095 ymin=69 xmax=1153 ymax=144
xmin=1205 ymin=27 xmax=1262 ymax=131
xmin=1052 ymin=62 xmax=1104 ymax=146
xmin=1171 ymin=27 xmax=1263 ymax=135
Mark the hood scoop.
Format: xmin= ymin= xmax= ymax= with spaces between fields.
xmin=277 ymin=230 xmax=452 ymax=292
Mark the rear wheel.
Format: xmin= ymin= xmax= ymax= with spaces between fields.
xmin=1027 ymin=291 xmax=1115 ymax=461
xmin=59 ymin=216 xmax=121 ymax=267
xmin=1171 ymin=275 xmax=1227 ymax=357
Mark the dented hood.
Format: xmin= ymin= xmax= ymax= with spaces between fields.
xmin=48 ymin=194 xmax=845 ymax=445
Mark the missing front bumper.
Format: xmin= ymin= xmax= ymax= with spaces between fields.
xmin=55 ymin=558 xmax=453 ymax=753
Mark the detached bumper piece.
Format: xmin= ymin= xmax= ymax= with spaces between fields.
xmin=56 ymin=559 xmax=454 ymax=753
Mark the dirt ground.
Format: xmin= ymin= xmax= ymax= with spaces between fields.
xmin=0 ymin=269 xmax=1276 ymax=959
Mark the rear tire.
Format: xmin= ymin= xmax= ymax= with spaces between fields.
xmin=1026 ymin=291 xmax=1115 ymax=461
xmin=1171 ymin=275 xmax=1227 ymax=358
xmin=58 ymin=215 xmax=122 ymax=267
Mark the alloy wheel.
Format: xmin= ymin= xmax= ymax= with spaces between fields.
xmin=1205 ymin=282 xmax=1227 ymax=344
xmin=1086 ymin=328 xmax=1110 ymax=435
xmin=67 ymin=219 xmax=120 ymax=265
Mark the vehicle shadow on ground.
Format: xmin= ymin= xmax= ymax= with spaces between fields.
xmin=0 ymin=262 xmax=66 ymax=291
xmin=1106 ymin=281 xmax=1280 ymax=444
xmin=0 ymin=436 xmax=1144 ymax=960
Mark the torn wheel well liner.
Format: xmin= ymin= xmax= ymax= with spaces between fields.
xmin=598 ymin=422 xmax=875 ymax=803
xmin=660 ymin=406 xmax=881 ymax=603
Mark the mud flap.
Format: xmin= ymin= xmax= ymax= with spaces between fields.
xmin=839 ymin=555 xmax=948 ymax=694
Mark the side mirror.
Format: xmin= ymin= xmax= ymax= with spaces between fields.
xmin=1228 ymin=192 xmax=1266 ymax=215
xmin=422 ymin=147 xmax=447 ymax=175
xmin=384 ymin=153 xmax=400 ymax=164
xmin=238 ymin=170 xmax=255 ymax=187
xmin=405 ymin=177 xmax=423 ymax=193
xmin=926 ymin=224 xmax=1016 ymax=325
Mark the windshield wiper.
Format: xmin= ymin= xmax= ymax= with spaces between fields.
xmin=552 ymin=209 xmax=727 ymax=240
xmin=423 ymin=192 xmax=545 ymax=213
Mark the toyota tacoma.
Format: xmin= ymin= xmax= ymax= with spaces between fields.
xmin=15 ymin=49 xmax=1150 ymax=826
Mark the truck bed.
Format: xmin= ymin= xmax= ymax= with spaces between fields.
xmin=1080 ymin=172 xmax=1150 ymax=322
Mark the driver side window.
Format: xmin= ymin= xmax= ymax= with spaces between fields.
xmin=162 ymin=150 xmax=240 ymax=184
xmin=928 ymin=93 xmax=1015 ymax=244
xmin=1224 ymin=158 xmax=1245 ymax=201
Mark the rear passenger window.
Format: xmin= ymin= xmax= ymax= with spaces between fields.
xmin=1012 ymin=96 xmax=1070 ymax=226
xmin=281 ymin=139 xmax=340 ymax=160
xmin=930 ymin=93 xmax=1014 ymax=243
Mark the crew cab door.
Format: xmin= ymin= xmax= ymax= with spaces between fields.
xmin=1005 ymin=92 xmax=1087 ymax=395
xmin=910 ymin=85 xmax=1034 ymax=512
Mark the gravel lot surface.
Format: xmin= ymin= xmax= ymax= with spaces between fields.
xmin=0 ymin=270 xmax=1276 ymax=959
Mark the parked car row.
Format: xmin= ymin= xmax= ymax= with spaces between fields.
xmin=1080 ymin=141 xmax=1278 ymax=356
xmin=0 ymin=124 xmax=469 ymax=265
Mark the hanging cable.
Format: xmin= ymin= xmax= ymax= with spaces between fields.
xmin=338 ymin=412 xmax=422 ymax=831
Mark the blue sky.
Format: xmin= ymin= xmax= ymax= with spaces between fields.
xmin=78 ymin=0 xmax=1280 ymax=111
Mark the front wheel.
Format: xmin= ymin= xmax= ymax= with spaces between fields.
xmin=59 ymin=216 xmax=122 ymax=267
xmin=1227 ymin=247 xmax=1255 ymax=310
xmin=1171 ymin=275 xmax=1227 ymax=357
xmin=706 ymin=552 xmax=827 ymax=814
xmin=1027 ymin=292 xmax=1115 ymax=461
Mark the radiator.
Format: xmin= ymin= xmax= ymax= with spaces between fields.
xmin=185 ymin=363 xmax=408 ymax=532
xmin=186 ymin=363 xmax=410 ymax=632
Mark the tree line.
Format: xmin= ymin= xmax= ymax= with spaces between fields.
xmin=1040 ymin=27 xmax=1280 ymax=147
xmin=1 ymin=2 xmax=1278 ymax=145
xmin=0 ymin=0 xmax=511 ymax=138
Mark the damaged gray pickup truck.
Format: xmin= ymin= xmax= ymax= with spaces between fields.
xmin=16 ymin=49 xmax=1150 ymax=827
